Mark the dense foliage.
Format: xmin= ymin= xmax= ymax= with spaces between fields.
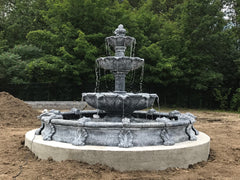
xmin=0 ymin=0 xmax=240 ymax=110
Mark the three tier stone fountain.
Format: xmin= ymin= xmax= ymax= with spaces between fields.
xmin=25 ymin=24 xmax=210 ymax=171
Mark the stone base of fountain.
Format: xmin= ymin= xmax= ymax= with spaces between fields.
xmin=33 ymin=109 xmax=200 ymax=147
xmin=25 ymin=129 xmax=210 ymax=171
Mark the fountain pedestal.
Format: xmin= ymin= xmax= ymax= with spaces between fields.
xmin=114 ymin=72 xmax=127 ymax=93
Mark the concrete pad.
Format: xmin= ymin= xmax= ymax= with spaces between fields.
xmin=25 ymin=101 xmax=87 ymax=110
xmin=25 ymin=129 xmax=210 ymax=171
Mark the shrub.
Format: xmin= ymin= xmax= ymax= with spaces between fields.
xmin=213 ymin=88 xmax=231 ymax=109
xmin=10 ymin=44 xmax=43 ymax=60
xmin=230 ymin=88 xmax=240 ymax=112
xmin=0 ymin=52 xmax=27 ymax=84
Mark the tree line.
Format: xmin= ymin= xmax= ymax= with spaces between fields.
xmin=0 ymin=0 xmax=240 ymax=111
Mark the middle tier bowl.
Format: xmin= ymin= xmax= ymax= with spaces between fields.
xmin=96 ymin=56 xmax=144 ymax=72
xmin=82 ymin=92 xmax=158 ymax=116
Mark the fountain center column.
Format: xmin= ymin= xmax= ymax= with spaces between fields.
xmin=113 ymin=30 xmax=127 ymax=93
xmin=114 ymin=72 xmax=127 ymax=93
xmin=115 ymin=46 xmax=126 ymax=57
xmin=105 ymin=24 xmax=135 ymax=93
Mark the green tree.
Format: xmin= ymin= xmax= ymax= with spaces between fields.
xmin=230 ymin=88 xmax=240 ymax=111
xmin=0 ymin=52 xmax=26 ymax=84
xmin=27 ymin=30 xmax=58 ymax=54
xmin=0 ymin=0 xmax=47 ymax=46
xmin=10 ymin=44 xmax=43 ymax=60
xmin=0 ymin=31 xmax=8 ymax=53
xmin=0 ymin=44 xmax=44 ymax=84
xmin=177 ymin=0 xmax=227 ymax=90
xmin=139 ymin=43 xmax=182 ymax=86
xmin=26 ymin=55 xmax=66 ymax=83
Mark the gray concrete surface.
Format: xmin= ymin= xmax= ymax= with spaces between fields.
xmin=25 ymin=101 xmax=87 ymax=110
xmin=25 ymin=129 xmax=210 ymax=171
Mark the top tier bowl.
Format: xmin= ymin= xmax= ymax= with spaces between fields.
xmin=105 ymin=24 xmax=136 ymax=50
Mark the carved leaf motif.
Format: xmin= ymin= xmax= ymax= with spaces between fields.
xmin=118 ymin=130 xmax=133 ymax=148
xmin=72 ymin=128 xmax=88 ymax=146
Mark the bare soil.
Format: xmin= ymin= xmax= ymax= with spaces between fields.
xmin=0 ymin=92 xmax=240 ymax=180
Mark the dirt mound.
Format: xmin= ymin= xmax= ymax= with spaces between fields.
xmin=0 ymin=91 xmax=39 ymax=127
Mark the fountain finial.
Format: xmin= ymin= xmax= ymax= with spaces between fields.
xmin=114 ymin=24 xmax=126 ymax=36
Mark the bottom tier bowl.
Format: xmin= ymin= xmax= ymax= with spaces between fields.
xmin=82 ymin=92 xmax=158 ymax=116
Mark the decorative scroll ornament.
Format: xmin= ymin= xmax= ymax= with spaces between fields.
xmin=39 ymin=109 xmax=63 ymax=121
xmin=169 ymin=110 xmax=197 ymax=123
xmin=35 ymin=122 xmax=44 ymax=135
xmin=160 ymin=128 xmax=175 ymax=146
xmin=118 ymin=129 xmax=133 ymax=148
xmin=192 ymin=126 xmax=199 ymax=135
xmin=169 ymin=110 xmax=181 ymax=119
xmin=39 ymin=109 xmax=63 ymax=140
xmin=72 ymin=128 xmax=88 ymax=146
xmin=186 ymin=124 xmax=197 ymax=141
xmin=42 ymin=123 xmax=55 ymax=141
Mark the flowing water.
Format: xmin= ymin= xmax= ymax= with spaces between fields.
xmin=105 ymin=40 xmax=111 ymax=56
xmin=129 ymin=39 xmax=136 ymax=57
xmin=96 ymin=93 xmax=102 ymax=116
xmin=103 ymin=69 xmax=109 ymax=90
xmin=122 ymin=98 xmax=125 ymax=118
xmin=157 ymin=97 xmax=161 ymax=117
xmin=95 ymin=62 xmax=100 ymax=92
xmin=95 ymin=63 xmax=99 ymax=92
xmin=121 ymin=94 xmax=128 ymax=118
xmin=129 ymin=70 xmax=136 ymax=91
xmin=139 ymin=65 xmax=144 ymax=92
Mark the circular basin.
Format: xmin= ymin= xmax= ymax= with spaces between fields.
xmin=96 ymin=56 xmax=144 ymax=72
xmin=82 ymin=92 xmax=158 ymax=116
